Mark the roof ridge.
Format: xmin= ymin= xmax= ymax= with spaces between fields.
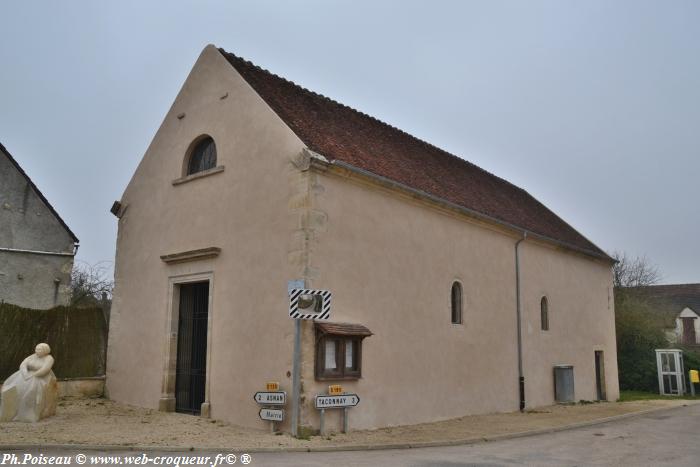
xmin=217 ymin=47 xmax=609 ymax=260
xmin=218 ymin=48 xmax=527 ymax=194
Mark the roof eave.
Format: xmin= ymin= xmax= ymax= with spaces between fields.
xmin=217 ymin=47 xmax=612 ymax=264
xmin=310 ymin=157 xmax=614 ymax=264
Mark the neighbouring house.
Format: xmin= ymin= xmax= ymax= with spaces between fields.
xmin=107 ymin=44 xmax=619 ymax=433
xmin=624 ymin=284 xmax=700 ymax=346
xmin=0 ymin=142 xmax=78 ymax=309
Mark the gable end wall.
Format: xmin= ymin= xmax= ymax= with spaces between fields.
xmin=0 ymin=151 xmax=75 ymax=308
xmin=106 ymin=45 xmax=313 ymax=431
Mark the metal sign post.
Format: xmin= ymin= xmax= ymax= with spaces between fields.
xmin=288 ymin=279 xmax=304 ymax=438
xmin=288 ymin=282 xmax=332 ymax=438
xmin=690 ymin=369 xmax=699 ymax=396
xmin=259 ymin=408 xmax=284 ymax=433
xmin=291 ymin=318 xmax=301 ymax=437
xmin=253 ymin=384 xmax=286 ymax=434
xmin=319 ymin=408 xmax=325 ymax=435
xmin=315 ymin=392 xmax=360 ymax=434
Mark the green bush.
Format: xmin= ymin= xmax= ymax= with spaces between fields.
xmin=678 ymin=346 xmax=700 ymax=376
xmin=678 ymin=345 xmax=700 ymax=394
xmin=615 ymin=294 xmax=668 ymax=392
xmin=0 ymin=303 xmax=107 ymax=380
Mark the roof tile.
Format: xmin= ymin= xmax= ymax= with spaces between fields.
xmin=219 ymin=49 xmax=608 ymax=260
xmin=316 ymin=322 xmax=373 ymax=337
xmin=625 ymin=284 xmax=700 ymax=317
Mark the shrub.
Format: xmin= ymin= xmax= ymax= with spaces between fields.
xmin=615 ymin=295 xmax=668 ymax=392
xmin=678 ymin=346 xmax=700 ymax=376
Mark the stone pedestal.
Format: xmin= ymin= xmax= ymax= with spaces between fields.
xmin=200 ymin=402 xmax=211 ymax=418
xmin=158 ymin=396 xmax=176 ymax=412
xmin=42 ymin=376 xmax=58 ymax=419
xmin=0 ymin=386 xmax=18 ymax=422
xmin=0 ymin=374 xmax=57 ymax=422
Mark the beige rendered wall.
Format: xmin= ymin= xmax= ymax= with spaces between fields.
xmin=106 ymin=45 xmax=310 ymax=431
xmin=519 ymin=241 xmax=619 ymax=407
xmin=302 ymin=166 xmax=618 ymax=430
xmin=108 ymin=44 xmax=618 ymax=433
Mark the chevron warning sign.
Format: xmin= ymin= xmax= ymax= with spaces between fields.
xmin=289 ymin=289 xmax=331 ymax=320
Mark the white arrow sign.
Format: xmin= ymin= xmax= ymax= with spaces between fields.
xmin=254 ymin=391 xmax=287 ymax=405
xmin=259 ymin=408 xmax=284 ymax=422
xmin=315 ymin=394 xmax=360 ymax=409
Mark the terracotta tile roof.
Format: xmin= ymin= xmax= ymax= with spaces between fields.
xmin=0 ymin=141 xmax=79 ymax=243
xmin=219 ymin=49 xmax=609 ymax=260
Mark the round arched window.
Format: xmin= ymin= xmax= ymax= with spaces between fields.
xmin=451 ymin=281 xmax=463 ymax=324
xmin=541 ymin=296 xmax=549 ymax=331
xmin=187 ymin=137 xmax=217 ymax=175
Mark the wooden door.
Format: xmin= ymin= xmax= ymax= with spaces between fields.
xmin=681 ymin=317 xmax=696 ymax=345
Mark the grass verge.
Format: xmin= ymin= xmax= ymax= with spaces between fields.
xmin=618 ymin=390 xmax=700 ymax=402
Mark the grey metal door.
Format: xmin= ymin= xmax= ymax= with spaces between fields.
xmin=554 ymin=365 xmax=575 ymax=403
xmin=175 ymin=281 xmax=209 ymax=415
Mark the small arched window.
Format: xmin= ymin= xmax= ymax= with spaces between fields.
xmin=187 ymin=136 xmax=217 ymax=175
xmin=541 ymin=296 xmax=549 ymax=331
xmin=451 ymin=281 xmax=462 ymax=324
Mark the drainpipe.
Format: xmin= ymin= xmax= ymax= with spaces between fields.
xmin=515 ymin=232 xmax=527 ymax=412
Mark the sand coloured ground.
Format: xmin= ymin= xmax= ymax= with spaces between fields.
xmin=0 ymin=397 xmax=694 ymax=450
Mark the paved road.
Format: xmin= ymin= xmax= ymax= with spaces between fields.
xmin=254 ymin=404 xmax=700 ymax=466
xmin=4 ymin=404 xmax=699 ymax=466
xmin=253 ymin=405 xmax=700 ymax=467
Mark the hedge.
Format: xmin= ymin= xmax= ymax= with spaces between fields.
xmin=0 ymin=303 xmax=107 ymax=381
xmin=615 ymin=294 xmax=668 ymax=392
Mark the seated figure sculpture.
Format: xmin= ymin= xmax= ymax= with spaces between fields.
xmin=0 ymin=343 xmax=58 ymax=422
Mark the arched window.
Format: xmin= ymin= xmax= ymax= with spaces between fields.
xmin=451 ymin=281 xmax=462 ymax=324
xmin=187 ymin=136 xmax=217 ymax=175
xmin=541 ymin=296 xmax=549 ymax=331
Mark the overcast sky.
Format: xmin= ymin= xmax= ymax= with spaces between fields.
xmin=1 ymin=1 xmax=697 ymax=284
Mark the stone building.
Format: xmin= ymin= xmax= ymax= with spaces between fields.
xmin=0 ymin=142 xmax=78 ymax=309
xmin=625 ymin=284 xmax=700 ymax=345
xmin=107 ymin=45 xmax=619 ymax=433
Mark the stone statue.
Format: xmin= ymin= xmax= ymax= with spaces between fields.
xmin=0 ymin=343 xmax=58 ymax=422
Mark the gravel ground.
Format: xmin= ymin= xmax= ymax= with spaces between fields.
xmin=0 ymin=397 xmax=693 ymax=450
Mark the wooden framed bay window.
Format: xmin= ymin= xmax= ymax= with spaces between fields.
xmin=315 ymin=322 xmax=372 ymax=381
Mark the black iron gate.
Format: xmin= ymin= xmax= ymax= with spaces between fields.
xmin=175 ymin=281 xmax=209 ymax=415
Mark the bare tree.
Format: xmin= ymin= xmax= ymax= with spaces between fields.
xmin=70 ymin=261 xmax=114 ymax=307
xmin=610 ymin=251 xmax=662 ymax=288
xmin=611 ymin=252 xmax=667 ymax=391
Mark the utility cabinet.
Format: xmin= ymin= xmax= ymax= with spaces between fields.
xmin=554 ymin=365 xmax=575 ymax=403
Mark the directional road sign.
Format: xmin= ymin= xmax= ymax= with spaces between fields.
xmin=315 ymin=393 xmax=360 ymax=409
xmin=259 ymin=408 xmax=284 ymax=422
xmin=254 ymin=391 xmax=287 ymax=405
